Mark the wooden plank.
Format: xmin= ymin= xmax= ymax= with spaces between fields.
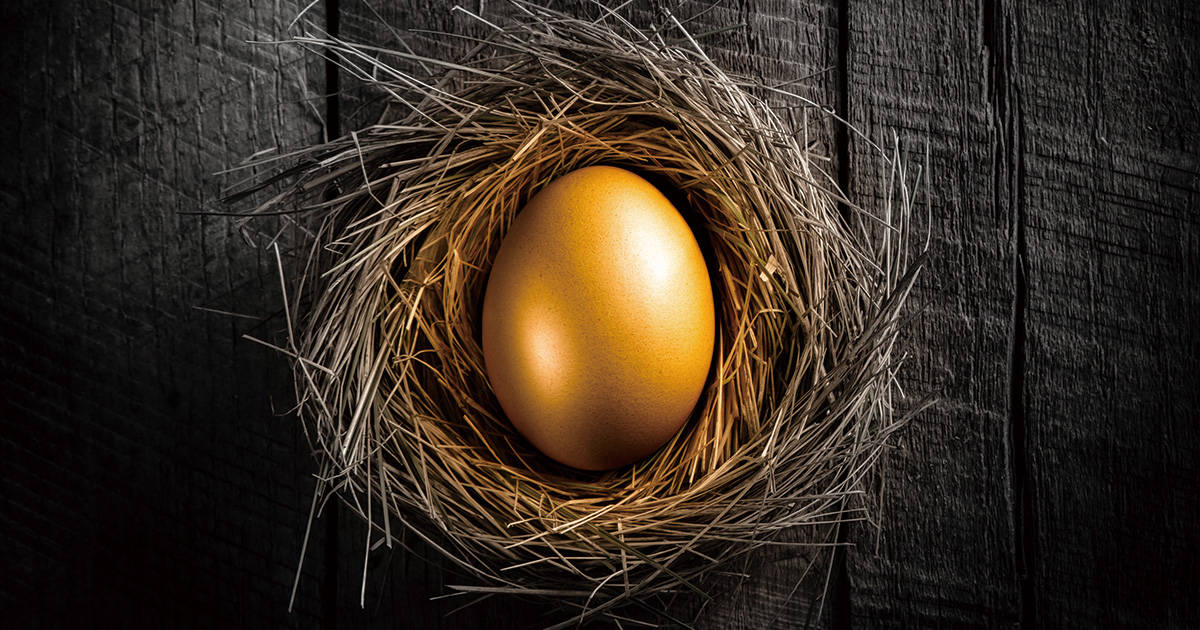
xmin=0 ymin=0 xmax=326 ymax=626
xmin=1016 ymin=1 xmax=1200 ymax=626
xmin=330 ymin=0 xmax=842 ymax=626
xmin=843 ymin=0 xmax=1023 ymax=626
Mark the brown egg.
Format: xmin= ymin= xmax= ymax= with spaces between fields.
xmin=481 ymin=166 xmax=715 ymax=470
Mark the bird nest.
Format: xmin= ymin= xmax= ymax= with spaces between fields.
xmin=232 ymin=3 xmax=923 ymax=626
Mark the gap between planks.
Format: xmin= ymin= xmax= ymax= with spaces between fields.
xmin=983 ymin=0 xmax=1035 ymax=626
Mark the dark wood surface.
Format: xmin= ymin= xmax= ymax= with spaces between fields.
xmin=0 ymin=1 xmax=327 ymax=627
xmin=1020 ymin=2 xmax=1200 ymax=627
xmin=844 ymin=1 xmax=1022 ymax=626
xmin=2 ymin=1 xmax=1196 ymax=628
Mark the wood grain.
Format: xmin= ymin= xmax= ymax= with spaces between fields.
xmin=0 ymin=1 xmax=325 ymax=626
xmin=1016 ymin=1 xmax=1200 ymax=626
xmin=2 ymin=1 xmax=1198 ymax=628
xmin=843 ymin=1 xmax=1023 ymax=627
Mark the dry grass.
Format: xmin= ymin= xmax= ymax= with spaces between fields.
xmin=227 ymin=2 xmax=925 ymax=626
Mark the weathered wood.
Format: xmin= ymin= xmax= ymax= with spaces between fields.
xmin=6 ymin=1 xmax=1198 ymax=627
xmin=1016 ymin=1 xmax=1200 ymax=626
xmin=329 ymin=0 xmax=843 ymax=627
xmin=0 ymin=0 xmax=325 ymax=626
xmin=844 ymin=1 xmax=1023 ymax=626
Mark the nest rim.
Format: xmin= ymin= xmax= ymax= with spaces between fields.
xmin=233 ymin=2 xmax=924 ymax=624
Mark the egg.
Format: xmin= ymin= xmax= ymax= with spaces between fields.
xmin=481 ymin=166 xmax=715 ymax=471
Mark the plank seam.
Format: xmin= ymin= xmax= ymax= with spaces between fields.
xmin=1012 ymin=94 xmax=1034 ymax=630
xmin=832 ymin=0 xmax=853 ymax=629
xmin=985 ymin=0 xmax=1035 ymax=625
xmin=322 ymin=1 xmax=341 ymax=629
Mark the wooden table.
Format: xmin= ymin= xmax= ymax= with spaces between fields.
xmin=2 ymin=1 xmax=1196 ymax=627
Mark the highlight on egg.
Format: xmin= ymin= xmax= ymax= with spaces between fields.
xmin=481 ymin=166 xmax=716 ymax=471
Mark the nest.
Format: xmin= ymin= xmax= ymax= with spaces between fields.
xmin=232 ymin=3 xmax=923 ymax=626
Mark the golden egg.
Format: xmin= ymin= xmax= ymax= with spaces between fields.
xmin=481 ymin=166 xmax=715 ymax=471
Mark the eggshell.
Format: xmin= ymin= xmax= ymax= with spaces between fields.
xmin=481 ymin=166 xmax=715 ymax=470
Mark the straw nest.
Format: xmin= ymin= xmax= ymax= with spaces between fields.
xmin=232 ymin=2 xmax=923 ymax=625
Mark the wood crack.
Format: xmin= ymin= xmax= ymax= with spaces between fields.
xmin=1011 ymin=94 xmax=1033 ymax=630
xmin=832 ymin=1 xmax=853 ymax=629
xmin=321 ymin=1 xmax=341 ymax=629
xmin=984 ymin=0 xmax=1034 ymax=626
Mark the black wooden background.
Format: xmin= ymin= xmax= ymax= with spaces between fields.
xmin=2 ymin=1 xmax=1197 ymax=628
